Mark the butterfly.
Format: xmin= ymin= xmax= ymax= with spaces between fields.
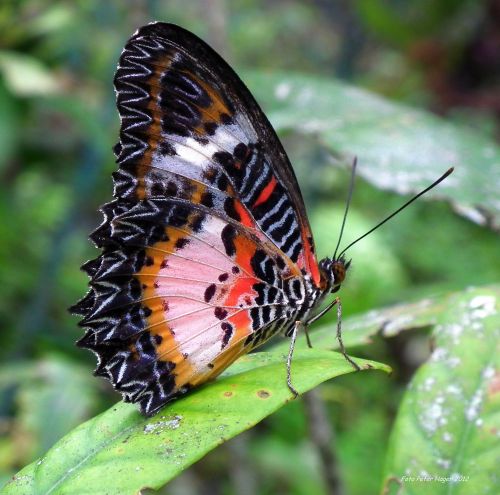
xmin=72 ymin=22 xmax=451 ymax=416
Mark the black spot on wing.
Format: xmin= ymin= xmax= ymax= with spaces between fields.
xmin=221 ymin=322 xmax=233 ymax=349
xmin=204 ymin=283 xmax=216 ymax=302
xmin=158 ymin=141 xmax=176 ymax=156
xmin=175 ymin=237 xmax=189 ymax=249
xmin=204 ymin=122 xmax=217 ymax=135
xmin=233 ymin=143 xmax=248 ymax=161
xmin=223 ymin=198 xmax=240 ymax=222
xmin=221 ymin=224 xmax=237 ymax=257
xmin=214 ymin=307 xmax=228 ymax=320
xmin=200 ymin=191 xmax=214 ymax=208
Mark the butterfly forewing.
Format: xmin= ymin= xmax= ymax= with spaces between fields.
xmin=73 ymin=22 xmax=323 ymax=415
xmin=114 ymin=22 xmax=320 ymax=279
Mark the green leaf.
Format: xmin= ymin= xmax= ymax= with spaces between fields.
xmin=2 ymin=349 xmax=388 ymax=494
xmin=245 ymin=72 xmax=500 ymax=230
xmin=0 ymin=51 xmax=59 ymax=96
xmin=382 ymin=285 xmax=500 ymax=494
xmin=0 ymin=356 xmax=100 ymax=459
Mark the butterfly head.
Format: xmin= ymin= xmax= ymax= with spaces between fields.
xmin=319 ymin=256 xmax=351 ymax=294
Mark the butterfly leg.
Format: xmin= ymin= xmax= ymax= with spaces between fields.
xmin=306 ymin=297 xmax=339 ymax=326
xmin=302 ymin=296 xmax=339 ymax=350
xmin=304 ymin=324 xmax=313 ymax=348
xmin=335 ymin=297 xmax=361 ymax=371
xmin=286 ymin=320 xmax=301 ymax=397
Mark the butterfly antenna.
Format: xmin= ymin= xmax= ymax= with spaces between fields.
xmin=333 ymin=157 xmax=358 ymax=260
xmin=338 ymin=167 xmax=454 ymax=257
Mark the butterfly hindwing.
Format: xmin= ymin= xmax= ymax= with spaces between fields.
xmin=75 ymin=198 xmax=304 ymax=414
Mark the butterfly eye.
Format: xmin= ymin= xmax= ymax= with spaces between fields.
xmin=331 ymin=285 xmax=341 ymax=294
xmin=331 ymin=261 xmax=346 ymax=285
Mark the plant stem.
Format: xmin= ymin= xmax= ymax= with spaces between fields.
xmin=303 ymin=389 xmax=344 ymax=495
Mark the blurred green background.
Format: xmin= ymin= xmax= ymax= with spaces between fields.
xmin=0 ymin=1 xmax=499 ymax=494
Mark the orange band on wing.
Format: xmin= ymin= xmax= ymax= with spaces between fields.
xmin=134 ymin=58 xmax=173 ymax=199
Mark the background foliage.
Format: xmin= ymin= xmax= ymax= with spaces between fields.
xmin=0 ymin=1 xmax=499 ymax=494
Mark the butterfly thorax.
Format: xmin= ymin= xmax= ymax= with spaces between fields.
xmin=274 ymin=272 xmax=321 ymax=336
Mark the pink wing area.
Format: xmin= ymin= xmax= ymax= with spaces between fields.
xmin=74 ymin=198 xmax=301 ymax=415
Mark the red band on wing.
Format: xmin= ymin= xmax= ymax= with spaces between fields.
xmin=234 ymin=200 xmax=255 ymax=229
xmin=298 ymin=229 xmax=321 ymax=286
xmin=253 ymin=176 xmax=277 ymax=208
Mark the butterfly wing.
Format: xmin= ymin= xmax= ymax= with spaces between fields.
xmin=73 ymin=23 xmax=320 ymax=415
xmin=113 ymin=22 xmax=321 ymax=284
xmin=75 ymin=198 xmax=304 ymax=414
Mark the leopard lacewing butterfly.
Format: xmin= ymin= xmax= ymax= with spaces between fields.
xmin=71 ymin=22 xmax=453 ymax=416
